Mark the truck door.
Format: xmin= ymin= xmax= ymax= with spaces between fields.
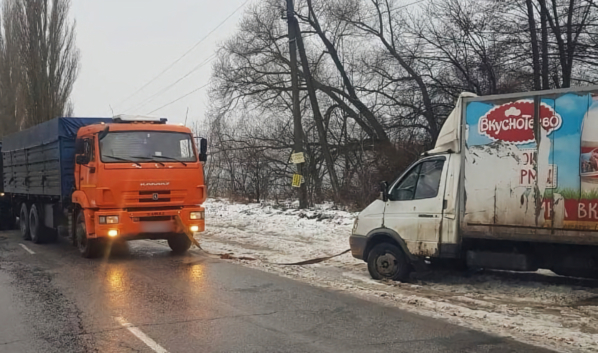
xmin=76 ymin=137 xmax=98 ymax=206
xmin=384 ymin=156 xmax=449 ymax=257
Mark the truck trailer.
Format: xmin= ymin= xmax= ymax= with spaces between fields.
xmin=0 ymin=116 xmax=207 ymax=257
xmin=350 ymin=86 xmax=598 ymax=280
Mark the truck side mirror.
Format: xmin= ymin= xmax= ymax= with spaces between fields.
xmin=199 ymin=138 xmax=207 ymax=162
xmin=380 ymin=181 xmax=389 ymax=202
xmin=76 ymin=155 xmax=90 ymax=165
xmin=76 ymin=139 xmax=92 ymax=165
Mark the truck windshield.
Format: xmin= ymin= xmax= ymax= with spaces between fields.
xmin=100 ymin=131 xmax=196 ymax=164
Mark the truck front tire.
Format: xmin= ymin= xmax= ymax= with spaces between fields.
xmin=19 ymin=203 xmax=30 ymax=240
xmin=367 ymin=243 xmax=412 ymax=282
xmin=168 ymin=233 xmax=191 ymax=254
xmin=76 ymin=211 xmax=103 ymax=258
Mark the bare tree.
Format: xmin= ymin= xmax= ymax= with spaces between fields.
xmin=206 ymin=0 xmax=598 ymax=208
xmin=0 ymin=2 xmax=26 ymax=135
xmin=0 ymin=0 xmax=79 ymax=135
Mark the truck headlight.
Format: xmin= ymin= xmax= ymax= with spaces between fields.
xmin=189 ymin=211 xmax=204 ymax=220
xmin=99 ymin=216 xmax=119 ymax=224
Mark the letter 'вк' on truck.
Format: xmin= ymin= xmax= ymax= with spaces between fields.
xmin=350 ymin=86 xmax=598 ymax=281
xmin=0 ymin=115 xmax=207 ymax=258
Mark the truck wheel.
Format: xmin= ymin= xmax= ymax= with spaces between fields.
xmin=167 ymin=233 xmax=191 ymax=254
xmin=367 ymin=243 xmax=412 ymax=282
xmin=19 ymin=203 xmax=30 ymax=240
xmin=76 ymin=211 xmax=102 ymax=258
xmin=29 ymin=204 xmax=46 ymax=244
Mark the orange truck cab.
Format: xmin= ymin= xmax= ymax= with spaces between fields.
xmin=1 ymin=115 xmax=207 ymax=258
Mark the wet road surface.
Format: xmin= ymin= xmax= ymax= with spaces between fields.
xmin=0 ymin=230 xmax=555 ymax=353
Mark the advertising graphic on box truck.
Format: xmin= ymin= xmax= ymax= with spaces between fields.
xmin=466 ymin=93 xmax=598 ymax=229
xmin=350 ymin=86 xmax=598 ymax=281
xmin=0 ymin=115 xmax=207 ymax=258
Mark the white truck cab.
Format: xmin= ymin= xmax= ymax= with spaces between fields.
xmin=350 ymin=152 xmax=460 ymax=281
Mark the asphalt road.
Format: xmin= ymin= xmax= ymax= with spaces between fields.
xmin=0 ymin=230 xmax=554 ymax=353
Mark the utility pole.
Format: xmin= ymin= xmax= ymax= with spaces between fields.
xmin=286 ymin=0 xmax=308 ymax=209
xmin=292 ymin=19 xmax=341 ymax=199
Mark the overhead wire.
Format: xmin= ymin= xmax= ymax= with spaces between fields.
xmin=114 ymin=0 xmax=251 ymax=110
xmin=134 ymin=0 xmax=424 ymax=116
xmin=123 ymin=53 xmax=217 ymax=114
xmin=146 ymin=82 xmax=211 ymax=115
xmin=357 ymin=0 xmax=427 ymax=22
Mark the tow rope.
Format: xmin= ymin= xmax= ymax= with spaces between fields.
xmin=175 ymin=215 xmax=203 ymax=250
xmin=175 ymin=215 xmax=350 ymax=266
xmin=270 ymin=249 xmax=351 ymax=265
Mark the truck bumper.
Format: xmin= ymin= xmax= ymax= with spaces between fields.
xmin=92 ymin=207 xmax=205 ymax=239
xmin=349 ymin=234 xmax=367 ymax=261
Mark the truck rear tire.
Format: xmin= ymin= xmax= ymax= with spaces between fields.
xmin=29 ymin=204 xmax=46 ymax=244
xmin=167 ymin=233 xmax=191 ymax=254
xmin=367 ymin=243 xmax=412 ymax=282
xmin=76 ymin=211 xmax=103 ymax=258
xmin=19 ymin=203 xmax=30 ymax=240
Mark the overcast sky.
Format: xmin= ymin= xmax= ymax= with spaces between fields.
xmin=70 ymin=0 xmax=252 ymax=126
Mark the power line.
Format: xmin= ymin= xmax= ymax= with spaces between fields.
xmin=123 ymin=53 xmax=217 ymax=114
xmin=387 ymin=0 xmax=427 ymax=12
xmin=146 ymin=82 xmax=211 ymax=115
xmin=359 ymin=0 xmax=427 ymax=21
xmin=115 ymin=0 xmax=251 ymax=109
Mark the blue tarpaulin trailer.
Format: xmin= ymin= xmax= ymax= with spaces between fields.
xmin=2 ymin=117 xmax=111 ymax=200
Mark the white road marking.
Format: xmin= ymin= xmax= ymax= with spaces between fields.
xmin=19 ymin=244 xmax=35 ymax=255
xmin=114 ymin=317 xmax=169 ymax=353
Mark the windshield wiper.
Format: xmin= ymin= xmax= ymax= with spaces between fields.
xmin=130 ymin=156 xmax=166 ymax=166
xmin=103 ymin=155 xmax=141 ymax=167
xmin=152 ymin=155 xmax=187 ymax=166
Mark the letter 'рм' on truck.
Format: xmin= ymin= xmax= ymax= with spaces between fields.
xmin=350 ymin=86 xmax=598 ymax=281
xmin=0 ymin=115 xmax=207 ymax=258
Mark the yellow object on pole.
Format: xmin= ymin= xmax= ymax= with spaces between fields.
xmin=292 ymin=174 xmax=302 ymax=188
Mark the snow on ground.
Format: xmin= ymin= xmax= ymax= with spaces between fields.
xmin=197 ymin=198 xmax=598 ymax=353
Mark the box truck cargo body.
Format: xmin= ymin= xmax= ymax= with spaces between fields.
xmin=350 ymin=86 xmax=598 ymax=280
xmin=2 ymin=118 xmax=112 ymax=199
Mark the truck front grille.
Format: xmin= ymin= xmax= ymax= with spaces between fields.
xmin=139 ymin=190 xmax=171 ymax=203
xmin=123 ymin=190 xmax=186 ymax=206
xmin=138 ymin=216 xmax=173 ymax=222
xmin=139 ymin=197 xmax=171 ymax=203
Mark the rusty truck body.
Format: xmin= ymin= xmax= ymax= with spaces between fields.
xmin=350 ymin=86 xmax=598 ymax=280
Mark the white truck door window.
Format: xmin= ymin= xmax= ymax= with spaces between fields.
xmin=414 ymin=160 xmax=444 ymax=199
xmin=390 ymin=164 xmax=421 ymax=201
xmin=385 ymin=157 xmax=447 ymax=249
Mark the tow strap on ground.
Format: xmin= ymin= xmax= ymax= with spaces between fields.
xmin=271 ymin=249 xmax=351 ymax=266
xmin=174 ymin=215 xmax=350 ymax=266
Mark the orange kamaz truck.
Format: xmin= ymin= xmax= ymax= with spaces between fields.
xmin=0 ymin=115 xmax=207 ymax=257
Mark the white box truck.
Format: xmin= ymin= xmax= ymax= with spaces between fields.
xmin=350 ymin=86 xmax=598 ymax=280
